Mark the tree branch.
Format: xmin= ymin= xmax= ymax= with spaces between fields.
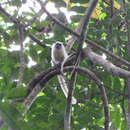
xmin=16 ymin=24 xmax=25 ymax=88
xmin=64 ymin=0 xmax=99 ymax=129
xmin=25 ymin=46 xmax=130 ymax=114
xmin=24 ymin=66 xmax=109 ymax=130
xmin=36 ymin=2 xmax=130 ymax=67
xmin=83 ymin=47 xmax=130 ymax=78
xmin=66 ymin=0 xmax=97 ymax=51
xmin=0 ymin=4 xmax=47 ymax=48
xmin=85 ymin=39 xmax=130 ymax=66
xmin=0 ymin=3 xmax=130 ymax=68
xmin=0 ymin=4 xmax=18 ymax=24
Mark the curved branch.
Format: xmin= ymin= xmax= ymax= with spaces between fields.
xmin=24 ymin=66 xmax=109 ymax=129
xmin=26 ymin=46 xmax=130 ymax=101
xmin=27 ymin=46 xmax=130 ymax=98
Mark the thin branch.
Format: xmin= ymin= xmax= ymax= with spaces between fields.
xmin=80 ymin=0 xmax=98 ymax=42
xmin=109 ymin=0 xmax=114 ymax=35
xmin=64 ymin=0 xmax=98 ymax=129
xmin=75 ymin=1 xmax=109 ymax=129
xmin=26 ymin=8 xmax=45 ymax=27
xmin=64 ymin=54 xmax=80 ymax=130
xmin=0 ymin=4 xmax=18 ymax=24
xmin=37 ymin=0 xmax=81 ymax=38
xmin=66 ymin=0 xmax=97 ymax=51
xmin=121 ymin=82 xmax=127 ymax=121
xmin=97 ymin=80 xmax=109 ymax=130
xmin=64 ymin=69 xmax=78 ymax=130
xmin=28 ymin=33 xmax=47 ymax=48
xmin=16 ymin=24 xmax=25 ymax=88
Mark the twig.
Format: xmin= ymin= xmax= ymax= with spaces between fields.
xmin=26 ymin=8 xmax=45 ymax=27
xmin=28 ymin=33 xmax=47 ymax=48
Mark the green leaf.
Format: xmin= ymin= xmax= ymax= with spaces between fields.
xmin=6 ymin=87 xmax=27 ymax=99
xmin=0 ymin=103 xmax=21 ymax=130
